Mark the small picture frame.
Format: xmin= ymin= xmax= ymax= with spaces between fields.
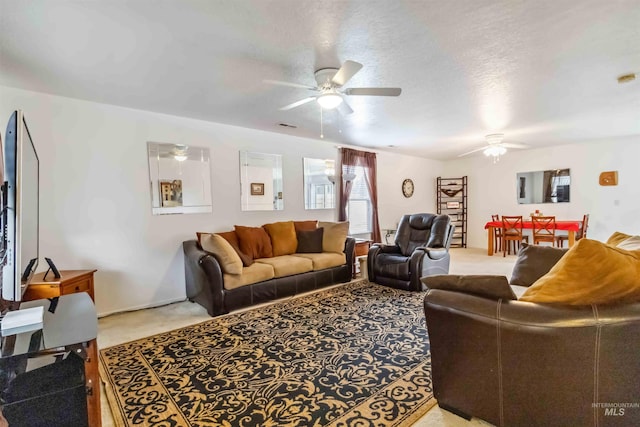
xmin=446 ymin=201 xmax=460 ymax=209
xmin=250 ymin=182 xmax=265 ymax=196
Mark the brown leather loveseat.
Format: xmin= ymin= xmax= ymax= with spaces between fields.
xmin=423 ymin=288 xmax=640 ymax=426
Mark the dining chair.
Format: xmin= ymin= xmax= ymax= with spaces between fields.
xmin=491 ymin=214 xmax=503 ymax=255
xmin=501 ymin=216 xmax=527 ymax=257
xmin=532 ymin=215 xmax=557 ymax=246
xmin=557 ymin=214 xmax=589 ymax=248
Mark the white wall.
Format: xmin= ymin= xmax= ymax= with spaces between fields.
xmin=444 ymin=137 xmax=640 ymax=249
xmin=0 ymin=85 xmax=443 ymax=316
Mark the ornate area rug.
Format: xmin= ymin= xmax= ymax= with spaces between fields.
xmin=99 ymin=281 xmax=434 ymax=426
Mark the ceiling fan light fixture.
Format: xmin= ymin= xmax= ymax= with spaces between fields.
xmin=483 ymin=145 xmax=507 ymax=157
xmin=485 ymin=133 xmax=504 ymax=145
xmin=317 ymin=93 xmax=343 ymax=109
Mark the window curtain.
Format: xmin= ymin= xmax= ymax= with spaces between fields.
xmin=338 ymin=148 xmax=382 ymax=243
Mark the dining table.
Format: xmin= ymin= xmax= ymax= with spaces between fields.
xmin=484 ymin=219 xmax=583 ymax=255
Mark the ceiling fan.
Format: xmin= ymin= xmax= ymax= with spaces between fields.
xmin=265 ymin=60 xmax=401 ymax=115
xmin=458 ymin=134 xmax=528 ymax=159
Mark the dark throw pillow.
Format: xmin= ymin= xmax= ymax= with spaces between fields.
xmin=510 ymin=243 xmax=568 ymax=287
xmin=422 ymin=275 xmax=517 ymax=300
xmin=296 ymin=228 xmax=324 ymax=253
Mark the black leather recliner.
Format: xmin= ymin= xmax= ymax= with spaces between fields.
xmin=367 ymin=213 xmax=454 ymax=291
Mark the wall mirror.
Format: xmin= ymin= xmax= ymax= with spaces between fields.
xmin=147 ymin=142 xmax=213 ymax=215
xmin=240 ymin=151 xmax=284 ymax=211
xmin=303 ymin=158 xmax=336 ymax=209
xmin=516 ymin=168 xmax=571 ymax=204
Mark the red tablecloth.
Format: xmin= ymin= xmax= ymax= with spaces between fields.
xmin=484 ymin=220 xmax=581 ymax=231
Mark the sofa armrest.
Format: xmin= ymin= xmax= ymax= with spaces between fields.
xmin=344 ymin=237 xmax=356 ymax=275
xmin=421 ymin=275 xmax=516 ymax=300
xmin=183 ymin=240 xmax=226 ymax=316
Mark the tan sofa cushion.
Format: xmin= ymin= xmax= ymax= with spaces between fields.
xmin=223 ymin=263 xmax=275 ymax=290
xmin=200 ymin=233 xmax=243 ymax=275
xmin=263 ymin=221 xmax=298 ymax=256
xmin=255 ymin=255 xmax=313 ymax=278
xmin=292 ymin=252 xmax=346 ymax=271
xmin=318 ymin=221 xmax=349 ymax=253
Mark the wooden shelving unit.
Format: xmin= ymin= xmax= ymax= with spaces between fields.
xmin=436 ymin=176 xmax=468 ymax=248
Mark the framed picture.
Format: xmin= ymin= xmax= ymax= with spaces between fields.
xmin=250 ymin=182 xmax=265 ymax=196
xmin=446 ymin=201 xmax=460 ymax=209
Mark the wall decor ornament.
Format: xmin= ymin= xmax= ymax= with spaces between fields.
xmin=599 ymin=171 xmax=618 ymax=186
xmin=251 ymin=183 xmax=265 ymax=195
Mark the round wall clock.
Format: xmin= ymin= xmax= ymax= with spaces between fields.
xmin=402 ymin=179 xmax=414 ymax=198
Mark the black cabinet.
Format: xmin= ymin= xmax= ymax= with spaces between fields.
xmin=0 ymin=293 xmax=98 ymax=427
xmin=437 ymin=176 xmax=468 ymax=248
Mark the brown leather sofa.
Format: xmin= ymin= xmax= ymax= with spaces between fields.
xmin=367 ymin=213 xmax=454 ymax=291
xmin=423 ymin=289 xmax=640 ymax=426
xmin=184 ymin=238 xmax=355 ymax=317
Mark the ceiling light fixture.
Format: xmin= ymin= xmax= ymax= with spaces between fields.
xmin=483 ymin=145 xmax=507 ymax=157
xmin=174 ymin=154 xmax=188 ymax=162
xmin=483 ymin=133 xmax=506 ymax=162
xmin=317 ymin=92 xmax=343 ymax=109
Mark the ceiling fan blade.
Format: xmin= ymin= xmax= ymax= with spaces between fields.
xmin=503 ymin=142 xmax=528 ymax=149
xmin=457 ymin=146 xmax=487 ymax=157
xmin=344 ymin=87 xmax=402 ymax=96
xmin=279 ymin=97 xmax=316 ymax=111
xmin=331 ymin=60 xmax=363 ymax=87
xmin=264 ymin=79 xmax=318 ymax=91
xmin=337 ymin=99 xmax=354 ymax=115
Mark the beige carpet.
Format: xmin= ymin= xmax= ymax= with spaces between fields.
xmin=100 ymin=280 xmax=437 ymax=427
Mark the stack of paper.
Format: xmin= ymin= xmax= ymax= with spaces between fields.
xmin=1 ymin=306 xmax=44 ymax=336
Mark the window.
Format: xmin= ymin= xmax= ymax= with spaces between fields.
xmin=347 ymin=166 xmax=371 ymax=235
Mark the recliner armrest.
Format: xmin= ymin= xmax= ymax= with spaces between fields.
xmin=417 ymin=246 xmax=447 ymax=260
xmin=370 ymin=243 xmax=401 ymax=253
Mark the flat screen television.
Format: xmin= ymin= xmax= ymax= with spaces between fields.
xmin=1 ymin=110 xmax=39 ymax=303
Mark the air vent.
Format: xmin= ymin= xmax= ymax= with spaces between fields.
xmin=617 ymin=73 xmax=636 ymax=84
xmin=278 ymin=123 xmax=297 ymax=128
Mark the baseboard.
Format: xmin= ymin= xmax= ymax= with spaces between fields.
xmin=97 ymin=297 xmax=187 ymax=318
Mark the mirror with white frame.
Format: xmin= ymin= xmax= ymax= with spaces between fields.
xmin=303 ymin=158 xmax=336 ymax=209
xmin=240 ymin=151 xmax=284 ymax=211
xmin=516 ymin=168 xmax=571 ymax=204
xmin=147 ymin=142 xmax=213 ymax=215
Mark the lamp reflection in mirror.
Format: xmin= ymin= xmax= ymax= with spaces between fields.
xmin=147 ymin=142 xmax=212 ymax=215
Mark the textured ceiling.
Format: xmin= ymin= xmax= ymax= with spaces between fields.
xmin=1 ymin=0 xmax=639 ymax=159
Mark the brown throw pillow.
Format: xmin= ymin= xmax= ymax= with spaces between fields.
xmin=422 ymin=275 xmax=517 ymax=300
xmin=318 ymin=221 xmax=349 ymax=253
xmin=294 ymin=220 xmax=318 ymax=231
xmin=263 ymin=221 xmax=298 ymax=256
xmin=510 ymin=243 xmax=568 ymax=287
xmin=234 ymin=225 xmax=274 ymax=259
xmin=218 ymin=231 xmax=254 ymax=266
xmin=200 ymin=233 xmax=243 ymax=275
xmin=296 ymin=228 xmax=324 ymax=253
